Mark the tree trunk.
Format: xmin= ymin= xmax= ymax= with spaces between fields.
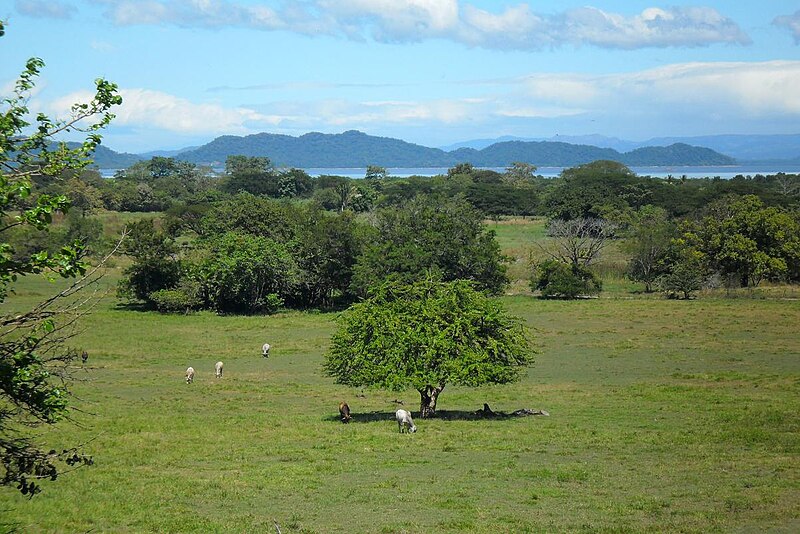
xmin=418 ymin=384 xmax=444 ymax=418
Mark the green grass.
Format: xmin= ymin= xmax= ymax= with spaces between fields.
xmin=93 ymin=209 xmax=158 ymax=237
xmin=489 ymin=216 xmax=632 ymax=293
xmin=1 ymin=267 xmax=798 ymax=532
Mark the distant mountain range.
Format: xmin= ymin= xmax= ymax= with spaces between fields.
xmin=87 ymin=130 xmax=800 ymax=170
xmin=442 ymin=133 xmax=800 ymax=162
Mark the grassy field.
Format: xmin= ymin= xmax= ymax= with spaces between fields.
xmin=1 ymin=218 xmax=798 ymax=532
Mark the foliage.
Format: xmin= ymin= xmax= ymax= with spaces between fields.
xmin=657 ymin=248 xmax=707 ymax=299
xmin=127 ymin=197 xmax=370 ymax=313
xmin=504 ymin=161 xmax=538 ymax=185
xmin=545 ymin=161 xmax=640 ymax=220
xmin=351 ymin=194 xmax=509 ymax=296
xmin=221 ymin=155 xmax=278 ymax=196
xmin=325 ymin=278 xmax=531 ymax=417
xmin=447 ymin=162 xmax=475 ymax=178
xmin=199 ymin=193 xmax=301 ymax=242
xmin=106 ymin=157 xmax=212 ymax=211
xmin=194 ymin=232 xmax=298 ymax=314
xmin=290 ymin=207 xmax=366 ymax=308
xmin=623 ymin=206 xmax=676 ymax=292
xmin=117 ymin=219 xmax=181 ymax=304
xmin=533 ymin=259 xmax=602 ymax=299
xmin=148 ymin=284 xmax=202 ymax=314
xmin=277 ymin=168 xmax=313 ymax=198
xmin=465 ymin=182 xmax=539 ymax=216
xmin=0 ymin=25 xmax=120 ymax=496
xmin=682 ymin=195 xmax=800 ymax=287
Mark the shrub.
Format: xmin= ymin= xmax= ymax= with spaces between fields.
xmin=533 ymin=260 xmax=602 ymax=298
xmin=148 ymin=280 xmax=203 ymax=314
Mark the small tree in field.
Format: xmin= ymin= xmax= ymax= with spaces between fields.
xmin=533 ymin=259 xmax=602 ymax=299
xmin=325 ymin=279 xmax=532 ymax=418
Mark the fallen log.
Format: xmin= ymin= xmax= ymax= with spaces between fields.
xmin=475 ymin=403 xmax=550 ymax=418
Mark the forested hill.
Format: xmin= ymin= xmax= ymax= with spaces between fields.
xmin=65 ymin=143 xmax=143 ymax=169
xmin=175 ymin=130 xmax=736 ymax=168
xmin=178 ymin=130 xmax=450 ymax=167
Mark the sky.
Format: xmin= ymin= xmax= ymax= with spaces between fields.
xmin=2 ymin=1 xmax=800 ymax=154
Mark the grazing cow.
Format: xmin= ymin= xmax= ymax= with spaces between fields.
xmin=395 ymin=409 xmax=417 ymax=433
xmin=339 ymin=402 xmax=352 ymax=423
xmin=262 ymin=343 xmax=271 ymax=358
xmin=185 ymin=366 xmax=195 ymax=384
xmin=215 ymin=361 xmax=224 ymax=378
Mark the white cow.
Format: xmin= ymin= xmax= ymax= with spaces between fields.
xmin=262 ymin=343 xmax=271 ymax=358
xmin=396 ymin=409 xmax=417 ymax=433
xmin=214 ymin=361 xmax=224 ymax=378
xmin=185 ymin=366 xmax=195 ymax=384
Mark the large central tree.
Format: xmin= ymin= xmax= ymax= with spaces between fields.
xmin=325 ymin=279 xmax=532 ymax=418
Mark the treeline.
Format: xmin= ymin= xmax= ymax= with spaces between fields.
xmin=34 ymin=156 xmax=800 ymax=219
xmin=16 ymin=155 xmax=800 ymax=308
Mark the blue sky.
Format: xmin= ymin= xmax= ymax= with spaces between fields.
xmin=3 ymin=1 xmax=800 ymax=153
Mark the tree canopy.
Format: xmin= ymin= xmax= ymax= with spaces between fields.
xmin=683 ymin=195 xmax=800 ymax=287
xmin=351 ymin=194 xmax=509 ymax=296
xmin=325 ymin=279 xmax=532 ymax=417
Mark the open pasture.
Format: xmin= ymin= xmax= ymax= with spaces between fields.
xmin=1 ymin=270 xmax=798 ymax=533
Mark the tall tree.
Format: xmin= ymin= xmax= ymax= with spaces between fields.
xmin=1 ymin=22 xmax=121 ymax=496
xmin=325 ymin=279 xmax=532 ymax=417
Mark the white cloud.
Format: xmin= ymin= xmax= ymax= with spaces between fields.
xmin=628 ymin=61 xmax=800 ymax=115
xmin=316 ymin=0 xmax=460 ymax=42
xmin=774 ymin=11 xmax=800 ymax=43
xmin=521 ymin=76 xmax=599 ymax=107
xmin=92 ymin=1 xmax=751 ymax=50
xmin=95 ymin=0 xmax=285 ymax=29
xmin=15 ymin=0 xmax=77 ymax=19
xmin=460 ymin=4 xmax=550 ymax=49
xmin=557 ymin=6 xmax=751 ymax=49
xmin=243 ymin=97 xmax=487 ymax=129
xmin=47 ymin=88 xmax=281 ymax=134
xmin=512 ymin=61 xmax=800 ymax=118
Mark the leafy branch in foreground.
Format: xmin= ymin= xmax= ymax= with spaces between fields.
xmin=1 ymin=22 xmax=122 ymax=496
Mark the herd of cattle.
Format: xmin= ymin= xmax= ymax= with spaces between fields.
xmin=183 ymin=342 xmax=418 ymax=433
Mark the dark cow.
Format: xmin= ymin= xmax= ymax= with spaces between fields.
xmin=339 ymin=402 xmax=352 ymax=424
